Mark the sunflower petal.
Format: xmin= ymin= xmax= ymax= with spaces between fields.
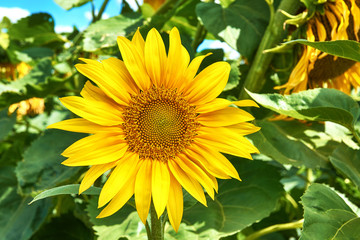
xmin=168 ymin=159 xmax=207 ymax=206
xmin=97 ymin=177 xmax=135 ymax=218
xmin=79 ymin=162 xmax=117 ymax=194
xmin=135 ymin=159 xmax=153 ymax=224
xmin=185 ymin=62 xmax=230 ymax=105
xmin=197 ymin=107 xmax=254 ymax=127
xmin=117 ymin=36 xmax=151 ymax=91
xmin=60 ymin=96 xmax=123 ymax=126
xmin=98 ymin=151 xmax=139 ymax=207
xmin=167 ymin=174 xmax=183 ymax=232
xmin=152 ymin=160 xmax=170 ymax=218
xmin=132 ymin=28 xmax=145 ymax=54
xmin=145 ymin=28 xmax=167 ymax=87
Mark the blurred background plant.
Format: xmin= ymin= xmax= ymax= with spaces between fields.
xmin=1 ymin=0 xmax=360 ymax=239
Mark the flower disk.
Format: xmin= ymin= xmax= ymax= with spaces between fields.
xmin=123 ymin=86 xmax=198 ymax=161
xmin=48 ymin=27 xmax=260 ymax=232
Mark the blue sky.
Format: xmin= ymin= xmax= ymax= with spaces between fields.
xmin=0 ymin=0 xmax=137 ymax=32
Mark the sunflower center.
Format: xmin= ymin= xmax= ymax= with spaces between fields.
xmin=122 ymin=86 xmax=198 ymax=161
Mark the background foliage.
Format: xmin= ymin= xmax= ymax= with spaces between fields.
xmin=1 ymin=0 xmax=360 ymax=239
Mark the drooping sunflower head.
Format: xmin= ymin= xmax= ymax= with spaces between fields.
xmin=276 ymin=0 xmax=360 ymax=94
xmin=48 ymin=27 xmax=260 ymax=231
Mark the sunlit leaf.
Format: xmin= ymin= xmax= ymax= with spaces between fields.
xmin=54 ymin=0 xmax=92 ymax=11
xmin=196 ymin=0 xmax=270 ymax=59
xmin=247 ymin=88 xmax=360 ymax=131
xmin=300 ymin=183 xmax=360 ymax=240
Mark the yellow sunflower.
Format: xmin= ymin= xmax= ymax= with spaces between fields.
xmin=276 ymin=0 xmax=360 ymax=94
xmin=48 ymin=27 xmax=260 ymax=231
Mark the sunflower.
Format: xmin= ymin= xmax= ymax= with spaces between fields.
xmin=48 ymin=27 xmax=260 ymax=231
xmin=276 ymin=0 xmax=360 ymax=94
xmin=144 ymin=0 xmax=166 ymax=11
xmin=0 ymin=62 xmax=45 ymax=117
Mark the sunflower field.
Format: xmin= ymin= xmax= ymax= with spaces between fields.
xmin=1 ymin=0 xmax=360 ymax=239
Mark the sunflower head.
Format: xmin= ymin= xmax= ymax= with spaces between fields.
xmin=48 ymin=27 xmax=260 ymax=231
xmin=276 ymin=0 xmax=360 ymax=94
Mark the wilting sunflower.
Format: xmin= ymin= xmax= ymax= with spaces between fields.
xmin=276 ymin=0 xmax=360 ymax=94
xmin=48 ymin=27 xmax=259 ymax=231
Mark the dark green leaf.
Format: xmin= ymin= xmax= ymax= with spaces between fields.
xmin=196 ymin=0 xmax=269 ymax=59
xmin=300 ymin=183 xmax=359 ymax=240
xmin=30 ymin=184 xmax=101 ymax=204
xmin=247 ymin=88 xmax=360 ymax=131
xmin=182 ymin=160 xmax=284 ymax=238
xmin=15 ymin=129 xmax=87 ymax=194
xmin=54 ymin=0 xmax=92 ymax=10
xmin=249 ymin=120 xmax=328 ymax=168
xmin=330 ymin=144 xmax=360 ymax=189
xmin=83 ymin=13 xmax=143 ymax=52
xmin=0 ymin=109 xmax=16 ymax=140
xmin=0 ymin=166 xmax=51 ymax=240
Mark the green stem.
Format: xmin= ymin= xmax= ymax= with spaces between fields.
xmin=150 ymin=202 xmax=164 ymax=240
xmin=191 ymin=22 xmax=207 ymax=51
xmin=239 ymin=0 xmax=301 ymax=99
xmin=244 ymin=219 xmax=304 ymax=240
xmin=93 ymin=0 xmax=110 ymax=22
xmin=351 ymin=129 xmax=360 ymax=146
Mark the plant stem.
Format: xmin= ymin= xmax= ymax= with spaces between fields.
xmin=93 ymin=0 xmax=110 ymax=22
xmin=191 ymin=22 xmax=207 ymax=52
xmin=150 ymin=202 xmax=164 ymax=240
xmin=244 ymin=219 xmax=304 ymax=240
xmin=351 ymin=129 xmax=360 ymax=146
xmin=239 ymin=0 xmax=301 ymax=99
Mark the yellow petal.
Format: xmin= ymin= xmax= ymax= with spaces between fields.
xmin=176 ymin=154 xmax=215 ymax=199
xmin=47 ymin=118 xmax=123 ymax=134
xmin=181 ymin=53 xmax=212 ymax=90
xmin=198 ymin=123 xmax=260 ymax=137
xmin=79 ymin=162 xmax=117 ymax=194
xmin=132 ymin=28 xmax=145 ymax=55
xmin=168 ymin=159 xmax=207 ymax=206
xmin=62 ymin=142 xmax=128 ymax=166
xmin=167 ymin=173 xmax=183 ymax=232
xmin=117 ymin=36 xmax=151 ymax=91
xmin=196 ymin=98 xmax=232 ymax=113
xmin=187 ymin=143 xmax=240 ymax=180
xmin=98 ymin=151 xmax=139 ymax=207
xmin=197 ymin=107 xmax=254 ymax=127
xmin=135 ymin=159 xmax=153 ymax=224
xmin=145 ymin=28 xmax=167 ymax=87
xmin=184 ymin=62 xmax=230 ymax=105
xmin=97 ymin=176 xmax=135 ymax=218
xmin=165 ymin=27 xmax=190 ymax=89
xmin=80 ymin=81 xmax=114 ymax=104
xmin=233 ymin=99 xmax=259 ymax=108
xmin=75 ymin=60 xmax=132 ymax=105
xmin=152 ymin=160 xmax=170 ymax=218
xmin=60 ymin=96 xmax=123 ymax=126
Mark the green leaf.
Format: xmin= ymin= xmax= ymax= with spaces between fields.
xmin=0 ymin=166 xmax=51 ymax=240
xmin=247 ymin=88 xmax=360 ymax=131
xmin=196 ymin=0 xmax=270 ymax=59
xmin=300 ymin=183 xmax=360 ymax=240
xmin=29 ymin=184 xmax=101 ymax=204
xmin=15 ymin=129 xmax=87 ymax=194
xmin=83 ymin=13 xmax=143 ymax=52
xmin=265 ymin=39 xmax=360 ymax=62
xmin=248 ymin=120 xmax=328 ymax=168
xmin=0 ymin=109 xmax=16 ymax=140
xmin=182 ymin=160 xmax=284 ymax=239
xmin=54 ymin=0 xmax=92 ymax=10
xmin=224 ymin=60 xmax=240 ymax=91
xmin=330 ymin=144 xmax=360 ymax=189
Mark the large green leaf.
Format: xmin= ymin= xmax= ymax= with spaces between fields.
xmin=330 ymin=144 xmax=360 ymax=189
xmin=54 ymin=0 xmax=92 ymax=10
xmin=249 ymin=120 xmax=328 ymax=168
xmin=182 ymin=159 xmax=284 ymax=239
xmin=0 ymin=109 xmax=16 ymax=140
xmin=247 ymin=88 xmax=360 ymax=131
xmin=300 ymin=183 xmax=360 ymax=240
xmin=29 ymin=184 xmax=102 ymax=204
xmin=0 ymin=166 xmax=51 ymax=240
xmin=196 ymin=0 xmax=270 ymax=59
xmin=15 ymin=129 xmax=87 ymax=194
xmin=82 ymin=13 xmax=143 ymax=52
xmin=266 ymin=39 xmax=360 ymax=62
